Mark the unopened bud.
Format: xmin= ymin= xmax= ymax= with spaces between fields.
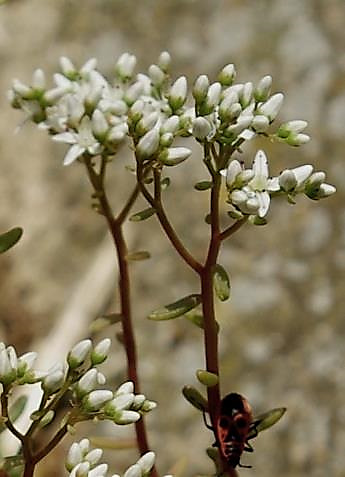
xmin=137 ymin=452 xmax=156 ymax=475
xmin=158 ymin=51 xmax=171 ymax=73
xmin=258 ymin=93 xmax=284 ymax=121
xmin=113 ymin=410 xmax=141 ymax=425
xmin=159 ymin=147 xmax=192 ymax=166
xmin=148 ymin=65 xmax=165 ymax=87
xmin=193 ymin=74 xmax=209 ymax=104
xmin=252 ymin=115 xmax=270 ymax=133
xmin=254 ymin=75 xmax=272 ymax=102
xmin=91 ymin=338 xmax=111 ymax=366
xmin=285 ymin=133 xmax=310 ymax=146
xmin=218 ymin=63 xmax=236 ymax=86
xmin=199 ymin=82 xmax=222 ymax=115
xmin=279 ymin=170 xmax=297 ymax=192
xmin=192 ymin=117 xmax=212 ymax=140
xmin=124 ymin=464 xmax=142 ymax=477
xmin=115 ymin=53 xmax=137 ymax=80
xmin=136 ymin=129 xmax=160 ymax=160
xmin=168 ymin=76 xmax=188 ymax=111
xmin=82 ymin=390 xmax=113 ymax=412
xmin=68 ymin=340 xmax=92 ymax=369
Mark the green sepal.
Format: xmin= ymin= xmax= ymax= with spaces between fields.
xmin=194 ymin=181 xmax=212 ymax=191
xmin=1 ymin=455 xmax=25 ymax=473
xmin=249 ymin=215 xmax=268 ymax=226
xmin=212 ymin=264 xmax=230 ymax=301
xmin=182 ymin=385 xmax=208 ymax=412
xmin=129 ymin=208 xmax=156 ymax=222
xmin=247 ymin=407 xmax=287 ymax=439
xmin=126 ymin=251 xmax=151 ymax=261
xmin=205 ymin=214 xmax=212 ymax=224
xmin=148 ymin=294 xmax=201 ymax=321
xmin=0 ymin=227 xmax=23 ymax=254
xmin=196 ymin=370 xmax=219 ymax=387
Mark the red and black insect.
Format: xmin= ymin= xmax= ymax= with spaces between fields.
xmin=204 ymin=392 xmax=286 ymax=470
xmin=216 ymin=393 xmax=254 ymax=469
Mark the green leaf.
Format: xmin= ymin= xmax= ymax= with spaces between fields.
xmin=182 ymin=385 xmax=208 ymax=412
xmin=249 ymin=215 xmax=267 ymax=226
xmin=129 ymin=208 xmax=156 ymax=222
xmin=194 ymin=181 xmax=212 ymax=191
xmin=184 ymin=309 xmax=204 ymax=329
xmin=196 ymin=370 xmax=219 ymax=387
xmin=212 ymin=264 xmax=230 ymax=301
xmin=1 ymin=455 xmax=25 ymax=472
xmin=161 ymin=177 xmax=171 ymax=190
xmin=247 ymin=407 xmax=287 ymax=439
xmin=0 ymin=396 xmax=27 ymax=434
xmin=126 ymin=251 xmax=151 ymax=261
xmin=0 ymin=227 xmax=23 ymax=254
xmin=148 ymin=294 xmax=202 ymax=321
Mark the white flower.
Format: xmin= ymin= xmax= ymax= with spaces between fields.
xmin=53 ymin=116 xmax=102 ymax=165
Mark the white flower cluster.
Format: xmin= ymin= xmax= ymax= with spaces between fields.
xmin=0 ymin=338 xmax=156 ymax=427
xmin=9 ymin=52 xmax=313 ymax=170
xmin=66 ymin=439 xmax=157 ymax=477
xmin=223 ymin=150 xmax=336 ymax=221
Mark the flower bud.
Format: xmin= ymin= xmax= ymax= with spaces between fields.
xmin=135 ymin=112 xmax=159 ymax=136
xmin=136 ymin=129 xmax=160 ymax=160
xmin=230 ymin=190 xmax=248 ymax=207
xmin=199 ymin=82 xmax=222 ymax=115
xmin=158 ymin=147 xmax=192 ymax=166
xmin=279 ymin=169 xmax=297 ymax=192
xmin=129 ymin=100 xmax=145 ymax=124
xmin=291 ymin=164 xmax=313 ymax=186
xmin=105 ymin=393 xmax=135 ymax=414
xmin=115 ymin=381 xmax=134 ymax=396
xmin=192 ymin=74 xmax=209 ymax=104
xmin=124 ymin=464 xmax=142 ymax=477
xmin=115 ymin=53 xmax=137 ymax=80
xmin=60 ymin=57 xmax=76 ymax=77
xmin=74 ymin=461 xmax=90 ymax=476
xmin=82 ymin=390 xmax=113 ymax=412
xmin=38 ymin=410 xmax=55 ymax=428
xmin=252 ymin=115 xmax=270 ymax=133
xmin=225 ymin=114 xmax=253 ymax=137
xmin=140 ymin=399 xmax=157 ymax=412
xmin=131 ymin=394 xmax=146 ymax=410
xmin=158 ymin=51 xmax=171 ymax=73
xmin=317 ymin=183 xmax=336 ymax=198
xmin=285 ymin=133 xmax=310 ymax=146
xmin=161 ymin=115 xmax=180 ymax=134
xmin=192 ymin=117 xmax=212 ymax=140
xmin=68 ymin=340 xmax=92 ymax=370
xmin=108 ymin=126 xmax=127 ymax=145
xmin=258 ymin=93 xmax=284 ymax=121
xmin=88 ymin=464 xmax=108 ymax=477
xmin=124 ymin=82 xmax=144 ymax=106
xmin=137 ymin=452 xmax=156 ymax=475
xmin=0 ymin=347 xmax=17 ymax=386
xmin=113 ymin=410 xmax=141 ymax=425
xmin=32 ymin=69 xmax=46 ymax=91
xmin=66 ymin=442 xmax=83 ymax=471
xmin=76 ymin=369 xmax=99 ymax=397
xmin=239 ymin=82 xmax=253 ymax=108
xmin=254 ymin=75 xmax=272 ymax=102
xmin=168 ymin=76 xmax=188 ymax=111
xmin=277 ymin=120 xmax=308 ymax=138
xmin=148 ymin=65 xmax=165 ymax=87
xmin=12 ymin=79 xmax=31 ymax=99
xmin=160 ymin=132 xmax=174 ymax=147
xmin=225 ymin=160 xmax=242 ymax=189
xmin=42 ymin=364 xmax=65 ymax=395
xmin=245 ymin=196 xmax=260 ymax=214
xmin=218 ymin=92 xmax=239 ymax=123
xmin=218 ymin=63 xmax=236 ymax=86
xmin=92 ymin=110 xmax=109 ymax=142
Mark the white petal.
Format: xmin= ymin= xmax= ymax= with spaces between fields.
xmin=267 ymin=176 xmax=280 ymax=192
xmin=52 ymin=132 xmax=76 ymax=144
xmin=256 ymin=191 xmax=270 ymax=217
xmin=63 ymin=144 xmax=85 ymax=166
xmin=253 ymin=150 xmax=269 ymax=178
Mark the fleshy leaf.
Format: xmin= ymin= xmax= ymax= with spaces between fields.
xmin=126 ymin=251 xmax=151 ymax=261
xmin=196 ymin=370 xmax=219 ymax=387
xmin=248 ymin=407 xmax=286 ymax=439
xmin=129 ymin=208 xmax=156 ymax=222
xmin=212 ymin=264 xmax=230 ymax=301
xmin=148 ymin=294 xmax=201 ymax=321
xmin=182 ymin=385 xmax=208 ymax=412
xmin=0 ymin=227 xmax=23 ymax=254
xmin=184 ymin=309 xmax=204 ymax=329
xmin=194 ymin=181 xmax=212 ymax=191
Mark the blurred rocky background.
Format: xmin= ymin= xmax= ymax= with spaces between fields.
xmin=0 ymin=0 xmax=345 ymax=476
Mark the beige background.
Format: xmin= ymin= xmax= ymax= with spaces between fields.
xmin=0 ymin=1 xmax=345 ymax=476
